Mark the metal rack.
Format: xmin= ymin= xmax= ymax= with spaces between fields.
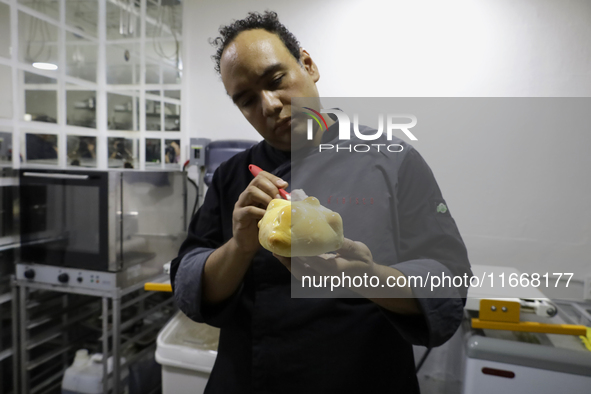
xmin=12 ymin=273 xmax=175 ymax=394
xmin=0 ymin=265 xmax=15 ymax=394
xmin=0 ymin=168 xmax=19 ymax=394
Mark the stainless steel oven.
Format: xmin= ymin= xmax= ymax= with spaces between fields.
xmin=18 ymin=170 xmax=186 ymax=288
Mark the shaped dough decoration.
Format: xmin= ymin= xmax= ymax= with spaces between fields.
xmin=258 ymin=196 xmax=344 ymax=257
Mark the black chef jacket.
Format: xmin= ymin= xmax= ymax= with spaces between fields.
xmin=171 ymin=123 xmax=471 ymax=393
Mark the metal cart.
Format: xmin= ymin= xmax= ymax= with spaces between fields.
xmin=12 ymin=272 xmax=175 ymax=394
xmin=0 ymin=169 xmax=19 ymax=394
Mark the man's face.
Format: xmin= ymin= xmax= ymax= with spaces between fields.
xmin=220 ymin=29 xmax=321 ymax=151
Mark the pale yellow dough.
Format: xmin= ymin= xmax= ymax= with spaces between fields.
xmin=258 ymin=196 xmax=344 ymax=257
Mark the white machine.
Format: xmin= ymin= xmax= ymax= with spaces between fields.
xmin=462 ymin=335 xmax=591 ymax=394
xmin=462 ymin=265 xmax=591 ymax=394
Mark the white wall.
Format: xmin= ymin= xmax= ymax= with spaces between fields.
xmin=183 ymin=0 xmax=591 ymax=296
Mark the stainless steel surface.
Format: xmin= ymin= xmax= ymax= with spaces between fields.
xmin=14 ymin=273 xmax=174 ymax=394
xmin=116 ymin=171 xmax=186 ymax=281
xmin=555 ymin=299 xmax=591 ymax=327
xmin=119 ymin=297 xmax=174 ymax=333
xmin=22 ymin=172 xmax=90 ymax=180
xmin=0 ymin=169 xmax=19 ymax=253
xmin=11 ymin=282 xmax=18 ymax=394
xmin=17 ymin=264 xmax=119 ymax=290
xmin=19 ymin=286 xmax=27 ymax=394
xmin=14 ymin=168 xmax=181 ymax=393
xmin=26 ymin=303 xmax=100 ymax=350
xmin=113 ymin=296 xmax=120 ymax=394
xmin=0 ymin=255 xmax=17 ymax=394
xmin=15 ymin=265 xmax=173 ymax=298
xmin=109 ymin=172 xmax=121 ymax=272
xmin=0 ymin=167 xmax=19 ymax=394
xmin=15 ymin=273 xmax=167 ymax=298
xmin=19 ymin=170 xmax=186 ymax=288
xmin=102 ymin=297 xmax=109 ymax=394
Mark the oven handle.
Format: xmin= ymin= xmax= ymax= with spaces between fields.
xmin=22 ymin=172 xmax=90 ymax=180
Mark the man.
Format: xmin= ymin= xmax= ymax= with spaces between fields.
xmin=171 ymin=11 xmax=471 ymax=393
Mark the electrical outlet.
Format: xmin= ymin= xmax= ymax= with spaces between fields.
xmin=584 ymin=276 xmax=591 ymax=301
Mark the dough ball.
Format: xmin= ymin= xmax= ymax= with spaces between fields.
xmin=258 ymin=196 xmax=344 ymax=257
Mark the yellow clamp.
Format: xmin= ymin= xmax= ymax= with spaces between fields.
xmin=144 ymin=282 xmax=173 ymax=292
xmin=581 ymin=327 xmax=591 ymax=351
xmin=471 ymin=299 xmax=587 ymax=336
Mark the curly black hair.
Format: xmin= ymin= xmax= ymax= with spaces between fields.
xmin=210 ymin=11 xmax=301 ymax=75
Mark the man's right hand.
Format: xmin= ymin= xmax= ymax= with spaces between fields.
xmin=232 ymin=170 xmax=288 ymax=254
xmin=202 ymin=170 xmax=289 ymax=305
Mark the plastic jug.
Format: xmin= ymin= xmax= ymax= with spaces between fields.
xmin=62 ymin=349 xmax=129 ymax=394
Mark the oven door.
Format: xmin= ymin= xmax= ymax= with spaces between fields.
xmin=20 ymin=170 xmax=110 ymax=271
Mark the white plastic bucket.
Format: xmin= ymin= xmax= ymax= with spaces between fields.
xmin=155 ymin=312 xmax=219 ymax=394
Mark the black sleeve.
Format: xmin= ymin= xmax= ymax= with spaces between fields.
xmin=382 ymin=147 xmax=472 ymax=348
xmin=170 ymin=168 xmax=224 ymax=292
xmin=170 ymin=168 xmax=244 ymax=326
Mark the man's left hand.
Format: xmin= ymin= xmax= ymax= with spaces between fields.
xmin=273 ymin=238 xmax=376 ymax=280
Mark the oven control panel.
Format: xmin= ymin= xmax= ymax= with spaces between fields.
xmin=16 ymin=264 xmax=118 ymax=291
